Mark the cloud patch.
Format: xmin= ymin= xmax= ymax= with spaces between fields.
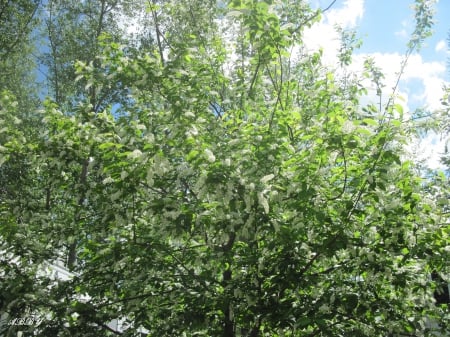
xmin=304 ymin=0 xmax=449 ymax=169
xmin=303 ymin=0 xmax=364 ymax=64
xmin=435 ymin=39 xmax=447 ymax=53
xmin=324 ymin=0 xmax=364 ymax=28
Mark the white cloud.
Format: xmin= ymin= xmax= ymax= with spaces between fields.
xmin=305 ymin=0 xmax=447 ymax=109
xmin=435 ymin=39 xmax=447 ymax=53
xmin=303 ymin=0 xmax=364 ymax=65
xmin=350 ymin=51 xmax=448 ymax=168
xmin=324 ymin=0 xmax=364 ymax=28
xmin=408 ymin=133 xmax=446 ymax=170
xmin=349 ymin=51 xmax=447 ymax=109
xmin=303 ymin=23 xmax=340 ymax=64
xmin=304 ymin=0 xmax=448 ymax=170
xmin=394 ymin=20 xmax=410 ymax=39
xmin=395 ymin=29 xmax=408 ymax=39
xmin=402 ymin=54 xmax=446 ymax=110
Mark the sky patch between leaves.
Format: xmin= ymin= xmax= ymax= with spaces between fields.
xmin=305 ymin=0 xmax=449 ymax=169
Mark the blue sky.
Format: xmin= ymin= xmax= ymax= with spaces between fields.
xmin=305 ymin=0 xmax=449 ymax=168
xmin=358 ymin=0 xmax=449 ymax=69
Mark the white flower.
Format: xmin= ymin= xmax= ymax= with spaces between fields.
xmin=257 ymin=192 xmax=269 ymax=214
xmin=204 ymin=149 xmax=216 ymax=163
xmin=121 ymin=170 xmax=128 ymax=179
xmin=102 ymin=177 xmax=114 ymax=185
xmin=186 ymin=125 xmax=198 ymax=136
xmin=319 ymin=304 xmax=330 ymax=313
xmin=260 ymin=174 xmax=274 ymax=184
xmin=110 ymin=190 xmax=122 ymax=201
xmin=342 ymin=120 xmax=356 ymax=134
xmin=128 ymin=149 xmax=143 ymax=159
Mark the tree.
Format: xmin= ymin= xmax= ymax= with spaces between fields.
xmin=0 ymin=2 xmax=45 ymax=335
xmin=37 ymin=0 xmax=141 ymax=271
xmin=1 ymin=0 xmax=449 ymax=336
xmin=0 ymin=0 xmax=41 ymax=120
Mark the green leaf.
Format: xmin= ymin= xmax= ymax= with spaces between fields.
xmin=363 ymin=118 xmax=378 ymax=126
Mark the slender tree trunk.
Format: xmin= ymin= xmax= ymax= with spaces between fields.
xmin=67 ymin=0 xmax=110 ymax=270
xmin=222 ymin=268 xmax=234 ymax=337
xmin=67 ymin=158 xmax=89 ymax=271
xmin=150 ymin=0 xmax=165 ymax=66
xmin=221 ymin=232 xmax=236 ymax=337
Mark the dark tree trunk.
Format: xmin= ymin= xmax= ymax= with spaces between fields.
xmin=432 ymin=271 xmax=450 ymax=305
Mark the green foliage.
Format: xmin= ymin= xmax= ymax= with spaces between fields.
xmin=408 ymin=0 xmax=435 ymax=50
xmin=1 ymin=0 xmax=449 ymax=336
xmin=0 ymin=0 xmax=40 ymax=59
xmin=39 ymin=0 xmax=129 ymax=111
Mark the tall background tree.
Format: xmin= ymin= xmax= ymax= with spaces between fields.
xmin=0 ymin=2 xmax=43 ymax=334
